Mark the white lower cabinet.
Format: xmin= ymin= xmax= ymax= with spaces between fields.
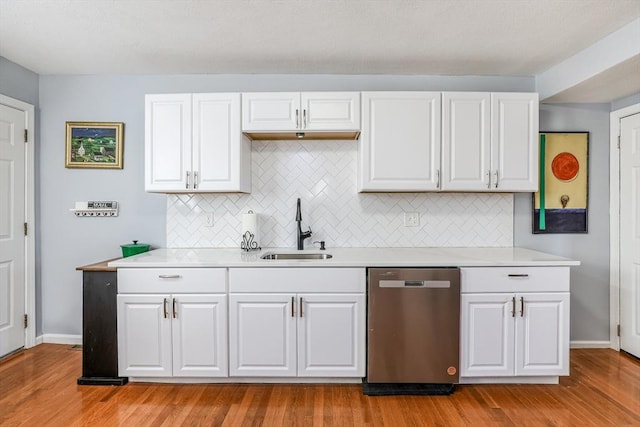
xmin=117 ymin=268 xmax=228 ymax=378
xmin=228 ymin=268 xmax=366 ymax=378
xmin=118 ymin=294 xmax=227 ymax=377
xmin=460 ymin=267 xmax=570 ymax=382
xmin=229 ymin=293 xmax=296 ymax=376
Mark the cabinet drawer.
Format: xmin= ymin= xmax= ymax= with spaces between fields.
xmin=229 ymin=268 xmax=365 ymax=293
xmin=118 ymin=268 xmax=227 ymax=293
xmin=461 ymin=267 xmax=569 ymax=293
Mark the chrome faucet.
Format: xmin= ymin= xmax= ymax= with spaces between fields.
xmin=295 ymin=198 xmax=312 ymax=250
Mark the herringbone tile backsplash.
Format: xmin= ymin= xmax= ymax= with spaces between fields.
xmin=167 ymin=140 xmax=513 ymax=248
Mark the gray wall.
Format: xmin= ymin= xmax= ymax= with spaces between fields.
xmin=38 ymin=73 xmax=535 ymax=336
xmin=611 ymin=92 xmax=640 ymax=111
xmin=514 ymin=103 xmax=611 ymax=342
xmin=0 ymin=57 xmax=39 ymax=105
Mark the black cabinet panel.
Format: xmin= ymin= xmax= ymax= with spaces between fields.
xmin=77 ymin=270 xmax=128 ymax=385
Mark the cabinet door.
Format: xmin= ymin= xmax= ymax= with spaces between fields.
xmin=297 ymin=294 xmax=365 ymax=377
xmin=460 ymin=293 xmax=515 ymax=377
xmin=172 ymin=294 xmax=228 ymax=377
xmin=491 ymin=93 xmax=538 ymax=191
xmin=242 ymin=92 xmax=300 ymax=131
xmin=301 ymin=92 xmax=360 ymax=131
xmin=145 ymin=94 xmax=192 ymax=192
xmin=117 ymin=294 xmax=172 ymax=377
xmin=358 ymin=92 xmax=441 ymax=191
xmin=229 ymin=293 xmax=296 ymax=376
xmin=515 ymin=292 xmax=570 ymax=376
xmin=192 ymin=93 xmax=250 ymax=192
xmin=442 ymin=92 xmax=491 ymax=191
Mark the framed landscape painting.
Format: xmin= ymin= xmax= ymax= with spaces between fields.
xmin=533 ymin=132 xmax=588 ymax=234
xmin=65 ymin=121 xmax=124 ymax=169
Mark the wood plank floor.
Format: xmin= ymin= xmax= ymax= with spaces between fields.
xmin=1 ymin=344 xmax=639 ymax=426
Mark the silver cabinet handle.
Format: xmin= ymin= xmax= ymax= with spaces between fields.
xmin=520 ymin=296 xmax=525 ymax=317
xmin=159 ymin=274 xmax=181 ymax=279
xmin=193 ymin=171 xmax=198 ymax=189
xmin=494 ymin=170 xmax=499 ymax=189
xmin=436 ymin=169 xmax=440 ymax=189
xmin=511 ymin=296 xmax=516 ymax=317
xmin=303 ymin=109 xmax=307 ymax=128
xmin=299 ymin=297 xmax=303 ymax=317
xmin=163 ymin=298 xmax=168 ymax=319
xmin=295 ymin=109 xmax=300 ymax=129
xmin=487 ymin=170 xmax=491 ymax=189
xmin=173 ymin=298 xmax=177 ymax=319
xmin=508 ymin=274 xmax=529 ymax=278
xmin=291 ymin=296 xmax=295 ymax=317
xmin=186 ymin=171 xmax=190 ymax=189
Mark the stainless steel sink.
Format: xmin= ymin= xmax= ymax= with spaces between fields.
xmin=260 ymin=252 xmax=333 ymax=260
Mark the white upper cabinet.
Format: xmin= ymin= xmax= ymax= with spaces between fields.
xmin=301 ymin=92 xmax=360 ymax=131
xmin=241 ymin=92 xmax=300 ymax=131
xmin=242 ymin=92 xmax=360 ymax=139
xmin=145 ymin=94 xmax=192 ymax=192
xmin=491 ymin=92 xmax=539 ymax=191
xmin=359 ymin=91 xmax=538 ymax=193
xmin=145 ymin=93 xmax=251 ymax=193
xmin=358 ymin=92 xmax=442 ymax=192
xmin=441 ymin=92 xmax=538 ymax=191
xmin=441 ymin=92 xmax=491 ymax=191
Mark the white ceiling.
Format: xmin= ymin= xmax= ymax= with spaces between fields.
xmin=1 ymin=0 xmax=639 ymax=103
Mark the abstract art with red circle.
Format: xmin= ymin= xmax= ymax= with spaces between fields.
xmin=533 ymin=132 xmax=588 ymax=233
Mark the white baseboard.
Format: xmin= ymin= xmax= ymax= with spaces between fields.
xmin=38 ymin=334 xmax=82 ymax=345
xmin=570 ymin=340 xmax=611 ymax=349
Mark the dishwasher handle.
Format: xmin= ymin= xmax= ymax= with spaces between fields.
xmin=379 ymin=280 xmax=451 ymax=288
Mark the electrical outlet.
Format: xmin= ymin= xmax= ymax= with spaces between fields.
xmin=205 ymin=213 xmax=214 ymax=227
xmin=404 ymin=212 xmax=420 ymax=227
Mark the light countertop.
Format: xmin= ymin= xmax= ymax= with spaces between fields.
xmin=108 ymin=247 xmax=579 ymax=268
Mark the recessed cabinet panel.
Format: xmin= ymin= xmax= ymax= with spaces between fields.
xmin=229 ymin=294 xmax=296 ymax=377
xmin=516 ymin=293 xmax=569 ymax=376
xmin=242 ymin=93 xmax=300 ymax=131
xmin=358 ymin=92 xmax=441 ymax=191
xmin=297 ymin=294 xmax=365 ymax=377
xmin=194 ymin=96 xmax=233 ymax=186
xmin=172 ymin=294 xmax=228 ymax=377
xmin=145 ymin=95 xmax=191 ymax=192
xmin=460 ymin=293 xmax=514 ymax=377
xmin=492 ymin=93 xmax=539 ymax=191
xmin=442 ymin=92 xmax=491 ymax=191
xmin=117 ymin=294 xmax=172 ymax=377
xmin=301 ymin=92 xmax=360 ymax=131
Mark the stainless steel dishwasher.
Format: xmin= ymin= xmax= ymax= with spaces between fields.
xmin=365 ymin=267 xmax=460 ymax=395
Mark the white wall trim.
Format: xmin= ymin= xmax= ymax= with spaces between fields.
xmin=610 ymin=102 xmax=640 ymax=351
xmin=570 ymin=340 xmax=611 ymax=349
xmin=0 ymin=94 xmax=36 ymax=350
xmin=40 ymin=334 xmax=82 ymax=345
xmin=537 ymin=18 xmax=640 ymax=101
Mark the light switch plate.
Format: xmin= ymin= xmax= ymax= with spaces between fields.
xmin=404 ymin=212 xmax=420 ymax=227
xmin=205 ymin=213 xmax=214 ymax=227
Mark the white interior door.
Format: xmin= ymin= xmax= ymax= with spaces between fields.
xmin=0 ymin=103 xmax=26 ymax=357
xmin=620 ymin=112 xmax=640 ymax=357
